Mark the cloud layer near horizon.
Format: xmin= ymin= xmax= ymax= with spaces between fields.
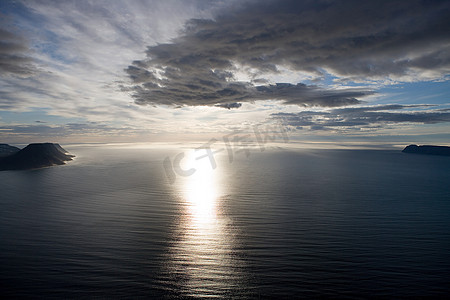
xmin=126 ymin=0 xmax=450 ymax=108
xmin=273 ymin=105 xmax=450 ymax=132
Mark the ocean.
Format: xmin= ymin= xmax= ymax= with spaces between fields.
xmin=1 ymin=144 xmax=449 ymax=298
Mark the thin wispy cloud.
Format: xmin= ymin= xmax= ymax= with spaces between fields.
xmin=0 ymin=1 xmax=217 ymax=131
xmin=0 ymin=27 xmax=37 ymax=77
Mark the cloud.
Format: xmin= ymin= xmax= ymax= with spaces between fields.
xmin=2 ymin=0 xmax=449 ymax=144
xmin=126 ymin=0 xmax=450 ymax=108
xmin=272 ymin=104 xmax=450 ymax=132
xmin=254 ymin=83 xmax=371 ymax=106
xmin=215 ymin=102 xmax=242 ymax=109
xmin=1 ymin=0 xmax=217 ymax=125
xmin=0 ymin=27 xmax=37 ymax=77
xmin=0 ymin=122 xmax=141 ymax=138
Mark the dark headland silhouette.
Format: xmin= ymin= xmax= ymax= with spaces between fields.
xmin=0 ymin=143 xmax=74 ymax=171
xmin=402 ymin=144 xmax=450 ymax=156
xmin=0 ymin=144 xmax=20 ymax=157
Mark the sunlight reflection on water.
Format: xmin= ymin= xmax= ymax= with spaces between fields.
xmin=166 ymin=150 xmax=245 ymax=297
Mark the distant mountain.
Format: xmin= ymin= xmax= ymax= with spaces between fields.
xmin=402 ymin=144 xmax=450 ymax=156
xmin=0 ymin=144 xmax=20 ymax=157
xmin=0 ymin=143 xmax=74 ymax=171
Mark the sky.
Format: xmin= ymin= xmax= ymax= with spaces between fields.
xmin=1 ymin=0 xmax=450 ymax=147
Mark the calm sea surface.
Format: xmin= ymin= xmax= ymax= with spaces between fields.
xmin=1 ymin=144 xmax=449 ymax=298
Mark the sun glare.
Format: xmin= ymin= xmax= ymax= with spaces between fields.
xmin=183 ymin=150 xmax=219 ymax=224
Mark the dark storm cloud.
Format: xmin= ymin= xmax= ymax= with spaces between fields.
xmin=126 ymin=0 xmax=450 ymax=108
xmin=215 ymin=102 xmax=242 ymax=109
xmin=0 ymin=28 xmax=36 ymax=77
xmin=272 ymin=105 xmax=450 ymax=132
xmin=254 ymin=83 xmax=371 ymax=107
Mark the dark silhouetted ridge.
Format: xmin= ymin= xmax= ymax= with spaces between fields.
xmin=0 ymin=144 xmax=20 ymax=157
xmin=0 ymin=143 xmax=74 ymax=171
xmin=402 ymin=144 xmax=450 ymax=156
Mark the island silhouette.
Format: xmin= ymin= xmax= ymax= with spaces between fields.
xmin=0 ymin=143 xmax=74 ymax=171
xmin=0 ymin=144 xmax=20 ymax=157
xmin=402 ymin=144 xmax=450 ymax=156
